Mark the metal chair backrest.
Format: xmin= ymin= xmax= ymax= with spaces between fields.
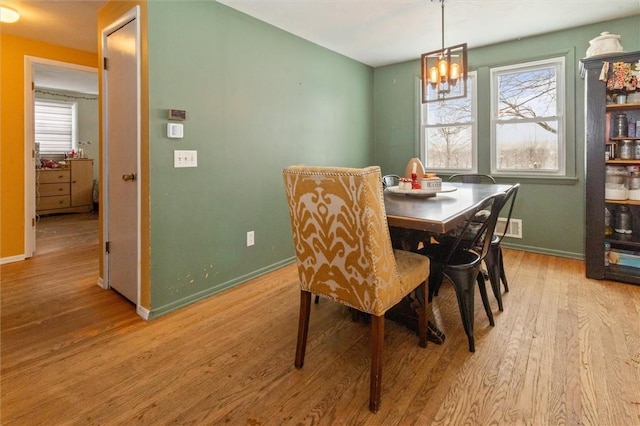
xmin=496 ymin=183 xmax=520 ymax=241
xmin=443 ymin=191 xmax=505 ymax=265
xmin=382 ymin=174 xmax=399 ymax=189
xmin=448 ymin=173 xmax=496 ymax=184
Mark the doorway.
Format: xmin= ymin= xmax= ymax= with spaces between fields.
xmin=25 ymin=58 xmax=99 ymax=258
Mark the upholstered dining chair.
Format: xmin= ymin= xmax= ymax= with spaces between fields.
xmin=448 ymin=173 xmax=496 ymax=184
xmin=419 ymin=191 xmax=505 ymax=352
xmin=282 ymin=165 xmax=430 ymax=413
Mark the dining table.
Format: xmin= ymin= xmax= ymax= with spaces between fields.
xmin=384 ymin=182 xmax=513 ymax=251
xmin=382 ymin=181 xmax=515 ymax=340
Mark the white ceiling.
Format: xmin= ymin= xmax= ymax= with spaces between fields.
xmin=216 ymin=0 xmax=640 ymax=67
xmin=1 ymin=0 xmax=639 ymax=91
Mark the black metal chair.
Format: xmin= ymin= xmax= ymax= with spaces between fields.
xmin=382 ymin=174 xmax=400 ymax=189
xmin=448 ymin=173 xmax=496 ymax=184
xmin=418 ymin=191 xmax=505 ymax=352
xmin=485 ymin=183 xmax=519 ymax=311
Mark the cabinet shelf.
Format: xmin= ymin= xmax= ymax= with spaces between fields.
xmin=607 ymin=233 xmax=640 ymax=247
xmin=610 ymin=137 xmax=640 ymax=142
xmin=606 ymin=199 xmax=640 ymax=205
xmin=606 ymin=102 xmax=640 ymax=111
xmin=606 ymin=160 xmax=640 ymax=164
xmin=604 ymin=264 xmax=640 ymax=285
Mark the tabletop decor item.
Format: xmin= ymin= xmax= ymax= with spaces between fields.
xmin=586 ymin=32 xmax=623 ymax=58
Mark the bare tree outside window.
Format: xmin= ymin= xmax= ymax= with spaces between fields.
xmin=422 ymin=73 xmax=476 ymax=172
xmin=491 ymin=58 xmax=565 ymax=175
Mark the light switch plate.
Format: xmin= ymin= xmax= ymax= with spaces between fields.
xmin=174 ymin=150 xmax=197 ymax=168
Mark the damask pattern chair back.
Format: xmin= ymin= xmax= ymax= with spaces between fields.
xmin=283 ymin=165 xmax=413 ymax=316
xmin=282 ymin=165 xmax=430 ymax=412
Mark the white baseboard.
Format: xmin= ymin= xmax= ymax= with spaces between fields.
xmin=0 ymin=254 xmax=26 ymax=265
xmin=137 ymin=305 xmax=150 ymax=320
xmin=97 ymin=277 xmax=107 ymax=289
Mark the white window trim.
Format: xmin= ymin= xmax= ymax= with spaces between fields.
xmin=419 ymin=71 xmax=478 ymax=174
xmin=490 ymin=57 xmax=565 ymax=176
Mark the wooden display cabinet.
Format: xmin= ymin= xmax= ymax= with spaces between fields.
xmin=582 ymin=51 xmax=640 ymax=285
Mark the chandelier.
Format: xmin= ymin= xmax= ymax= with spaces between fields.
xmin=421 ymin=0 xmax=467 ymax=103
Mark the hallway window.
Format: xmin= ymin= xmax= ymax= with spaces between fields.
xmin=35 ymin=99 xmax=77 ymax=155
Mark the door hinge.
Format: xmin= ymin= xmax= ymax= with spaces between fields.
xmin=105 ymin=241 xmax=111 ymax=253
xmin=103 ymin=57 xmax=108 ymax=70
xmin=32 ymin=81 xmax=35 ymax=91
xmin=32 ymin=217 xmax=36 ymax=227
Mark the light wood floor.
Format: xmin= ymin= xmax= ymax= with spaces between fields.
xmin=2 ymin=214 xmax=640 ymax=425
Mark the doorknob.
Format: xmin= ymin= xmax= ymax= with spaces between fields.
xmin=122 ymin=173 xmax=136 ymax=182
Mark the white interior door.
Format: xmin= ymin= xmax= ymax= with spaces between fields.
xmin=104 ymin=11 xmax=140 ymax=304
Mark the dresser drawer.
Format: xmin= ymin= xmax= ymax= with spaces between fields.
xmin=37 ymin=195 xmax=71 ymax=210
xmin=39 ymin=183 xmax=70 ymax=197
xmin=38 ymin=169 xmax=70 ymax=184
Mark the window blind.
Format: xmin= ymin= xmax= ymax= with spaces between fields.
xmin=35 ymin=99 xmax=75 ymax=154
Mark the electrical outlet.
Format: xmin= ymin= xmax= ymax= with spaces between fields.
xmin=247 ymin=231 xmax=255 ymax=247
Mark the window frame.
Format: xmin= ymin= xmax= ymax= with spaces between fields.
xmin=34 ymin=98 xmax=78 ymax=156
xmin=419 ymin=71 xmax=478 ymax=174
xmin=489 ymin=56 xmax=566 ymax=177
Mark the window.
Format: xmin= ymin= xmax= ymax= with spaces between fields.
xmin=490 ymin=57 xmax=565 ymax=175
xmin=35 ymin=99 xmax=77 ymax=155
xmin=420 ymin=72 xmax=477 ymax=173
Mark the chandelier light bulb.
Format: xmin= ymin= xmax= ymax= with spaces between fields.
xmin=429 ymin=66 xmax=439 ymax=86
xmin=438 ymin=58 xmax=448 ymax=82
xmin=450 ymin=63 xmax=460 ymax=81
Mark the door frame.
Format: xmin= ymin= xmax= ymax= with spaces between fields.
xmin=24 ymin=56 xmax=98 ymax=258
xmin=101 ymin=6 xmax=143 ymax=316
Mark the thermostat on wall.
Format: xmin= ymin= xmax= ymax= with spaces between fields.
xmin=167 ymin=123 xmax=184 ymax=139
xmin=168 ymin=109 xmax=187 ymax=121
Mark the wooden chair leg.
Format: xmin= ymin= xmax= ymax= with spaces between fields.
xmin=369 ymin=314 xmax=384 ymax=413
xmin=295 ymin=290 xmax=312 ymax=369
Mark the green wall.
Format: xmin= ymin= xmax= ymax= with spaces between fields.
xmin=144 ymin=2 xmax=639 ymax=317
xmin=146 ymin=1 xmax=374 ymax=316
xmin=374 ymin=15 xmax=640 ymax=259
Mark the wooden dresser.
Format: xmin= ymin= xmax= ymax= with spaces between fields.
xmin=36 ymin=159 xmax=94 ymax=215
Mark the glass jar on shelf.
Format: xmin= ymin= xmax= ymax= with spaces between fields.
xmin=619 ymin=139 xmax=633 ymax=160
xmin=614 ymin=113 xmax=628 ymax=138
xmin=605 ymin=165 xmax=629 ymax=200
xmin=615 ymin=205 xmax=633 ymax=234
xmin=629 ymin=171 xmax=640 ymax=200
